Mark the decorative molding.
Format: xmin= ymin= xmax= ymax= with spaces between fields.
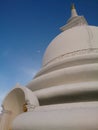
xmin=44 ymin=48 xmax=98 ymax=67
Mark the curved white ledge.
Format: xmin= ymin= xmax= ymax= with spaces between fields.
xmin=12 ymin=102 xmax=98 ymax=130
xmin=27 ymin=63 xmax=98 ymax=91
xmin=35 ymin=53 xmax=98 ymax=77
xmin=34 ymin=81 xmax=98 ymax=100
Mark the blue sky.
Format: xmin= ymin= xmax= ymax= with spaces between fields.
xmin=0 ymin=0 xmax=98 ymax=108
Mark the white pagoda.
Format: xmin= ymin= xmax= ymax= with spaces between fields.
xmin=0 ymin=4 xmax=98 ymax=130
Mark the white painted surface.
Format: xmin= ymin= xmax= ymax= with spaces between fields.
xmin=2 ymin=86 xmax=39 ymax=129
xmin=1 ymin=6 xmax=98 ymax=130
xmin=43 ymin=26 xmax=98 ymax=66
xmin=27 ymin=63 xmax=98 ymax=91
xmin=12 ymin=102 xmax=98 ymax=130
xmin=34 ymin=81 xmax=98 ymax=99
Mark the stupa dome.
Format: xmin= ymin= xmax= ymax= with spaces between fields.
xmin=43 ymin=25 xmax=98 ymax=67
xmin=1 ymin=4 xmax=98 ymax=130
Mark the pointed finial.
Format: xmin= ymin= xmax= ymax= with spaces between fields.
xmin=71 ymin=3 xmax=75 ymax=10
xmin=71 ymin=3 xmax=78 ymax=17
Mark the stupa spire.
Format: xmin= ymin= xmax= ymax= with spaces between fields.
xmin=71 ymin=3 xmax=75 ymax=9
xmin=60 ymin=4 xmax=88 ymax=32
xmin=71 ymin=3 xmax=78 ymax=17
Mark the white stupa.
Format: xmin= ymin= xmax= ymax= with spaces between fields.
xmin=0 ymin=4 xmax=98 ymax=130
